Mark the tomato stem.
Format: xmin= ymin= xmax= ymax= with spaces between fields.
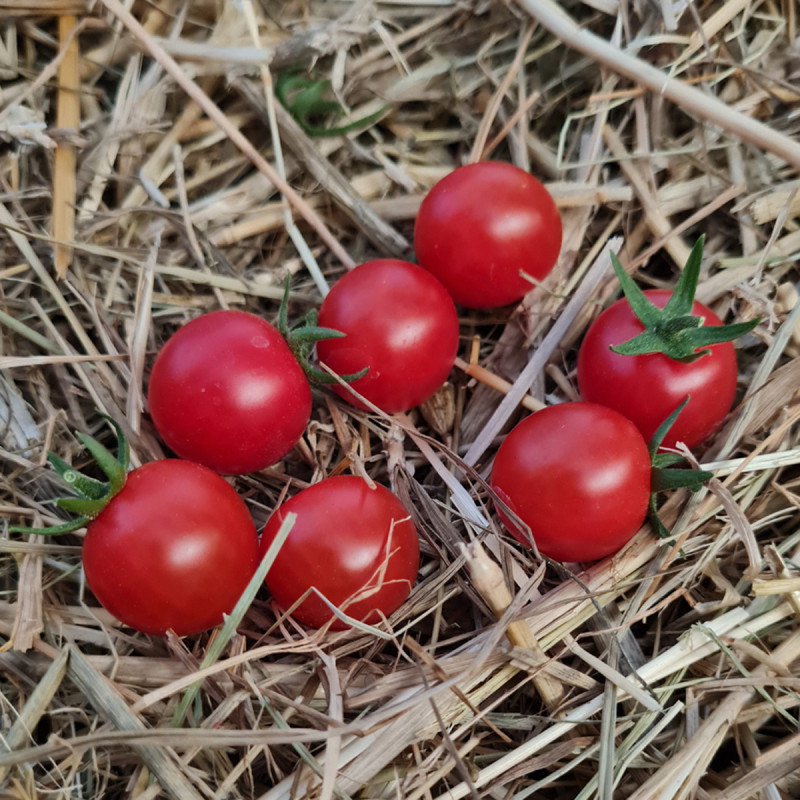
xmin=647 ymin=396 xmax=714 ymax=538
xmin=275 ymin=71 xmax=389 ymax=138
xmin=9 ymin=515 xmax=91 ymax=536
xmin=647 ymin=397 xmax=688 ymax=459
xmin=8 ymin=415 xmax=130 ymax=536
xmin=48 ymin=453 xmax=108 ymax=499
xmin=278 ymin=276 xmax=368 ymax=386
xmin=610 ymin=236 xmax=760 ymax=363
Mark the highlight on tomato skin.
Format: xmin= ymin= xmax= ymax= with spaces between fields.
xmin=490 ymin=402 xmax=651 ymax=563
xmin=259 ymin=475 xmax=420 ymax=630
xmin=147 ymin=309 xmax=312 ymax=475
xmin=82 ymin=459 xmax=261 ymax=637
xmin=413 ymin=161 xmax=562 ymax=309
xmin=317 ymin=259 xmax=460 ymax=414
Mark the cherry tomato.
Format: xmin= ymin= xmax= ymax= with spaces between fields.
xmin=316 ymin=259 xmax=459 ymax=413
xmin=82 ymin=460 xmax=260 ymax=636
xmin=490 ymin=402 xmax=651 ymax=562
xmin=413 ymin=161 xmax=562 ymax=308
xmin=148 ymin=310 xmax=311 ymax=474
xmin=260 ymin=476 xmax=419 ymax=629
xmin=577 ymin=291 xmax=737 ymax=450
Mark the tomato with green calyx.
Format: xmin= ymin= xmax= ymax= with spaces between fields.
xmin=83 ymin=460 xmax=259 ymax=636
xmin=490 ymin=400 xmax=714 ymax=560
xmin=9 ymin=418 xmax=260 ymax=636
xmin=413 ymin=161 xmax=562 ymax=308
xmin=577 ymin=237 xmax=759 ymax=450
xmin=260 ymin=475 xmax=419 ymax=629
xmin=316 ymin=259 xmax=459 ymax=413
xmin=491 ymin=402 xmax=651 ymax=563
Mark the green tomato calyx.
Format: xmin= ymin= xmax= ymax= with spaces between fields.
xmin=646 ymin=397 xmax=713 ymax=539
xmin=610 ymin=236 xmax=759 ymax=363
xmin=278 ymin=276 xmax=368 ymax=386
xmin=275 ymin=71 xmax=389 ymax=138
xmin=8 ymin=414 xmax=129 ymax=536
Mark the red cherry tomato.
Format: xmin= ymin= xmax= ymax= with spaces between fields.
xmin=148 ymin=310 xmax=311 ymax=474
xmin=413 ymin=161 xmax=562 ymax=308
xmin=82 ymin=460 xmax=260 ymax=636
xmin=490 ymin=402 xmax=651 ymax=562
xmin=260 ymin=476 xmax=419 ymax=629
xmin=316 ymin=259 xmax=459 ymax=413
xmin=577 ymin=291 xmax=737 ymax=450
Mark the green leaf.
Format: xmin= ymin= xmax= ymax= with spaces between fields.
xmin=682 ymin=318 xmax=761 ymax=350
xmin=611 ymin=331 xmax=674 ymax=357
xmin=647 ymin=396 xmax=713 ymax=522
xmin=292 ymin=307 xmax=319 ymax=331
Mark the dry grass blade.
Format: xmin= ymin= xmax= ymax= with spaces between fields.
xmin=464 ymin=540 xmax=563 ymax=713
xmin=234 ymin=78 xmax=410 ymax=260
xmin=0 ymin=1 xmax=89 ymax=12
xmin=518 ymin=0 xmax=800 ymax=169
xmin=463 ymin=237 xmax=619 ymax=466
xmin=0 ymin=646 xmax=68 ymax=771
xmin=98 ymin=0 xmax=355 ymax=270
xmin=51 ymin=14 xmax=80 ymax=278
xmin=603 ymin=125 xmax=691 ymax=269
xmin=66 ymin=647 xmax=207 ymax=800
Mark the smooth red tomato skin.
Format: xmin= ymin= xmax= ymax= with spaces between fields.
xmin=577 ymin=290 xmax=736 ymax=450
xmin=413 ymin=161 xmax=562 ymax=308
xmin=260 ymin=476 xmax=419 ymax=629
xmin=316 ymin=259 xmax=459 ymax=413
xmin=148 ymin=310 xmax=311 ymax=475
xmin=491 ymin=403 xmax=650 ymax=563
xmin=82 ymin=460 xmax=260 ymax=636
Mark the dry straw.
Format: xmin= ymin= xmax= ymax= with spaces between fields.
xmin=2 ymin=1 xmax=800 ymax=799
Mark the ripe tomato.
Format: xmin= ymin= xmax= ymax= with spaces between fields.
xmin=413 ymin=161 xmax=562 ymax=308
xmin=260 ymin=476 xmax=419 ymax=629
xmin=490 ymin=403 xmax=651 ymax=562
xmin=316 ymin=259 xmax=459 ymax=413
xmin=577 ymin=291 xmax=737 ymax=450
xmin=148 ymin=310 xmax=311 ymax=474
xmin=82 ymin=460 xmax=260 ymax=636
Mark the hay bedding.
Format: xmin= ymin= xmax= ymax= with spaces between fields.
xmin=2 ymin=0 xmax=800 ymax=797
